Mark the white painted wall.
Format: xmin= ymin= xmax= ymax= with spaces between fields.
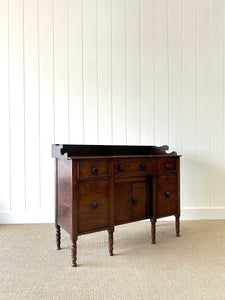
xmin=0 ymin=0 xmax=225 ymax=223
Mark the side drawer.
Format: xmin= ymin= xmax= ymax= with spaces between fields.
xmin=78 ymin=180 xmax=109 ymax=232
xmin=156 ymin=174 xmax=177 ymax=218
xmin=157 ymin=158 xmax=176 ymax=173
xmin=78 ymin=160 xmax=109 ymax=178
xmin=115 ymin=158 xmax=152 ymax=176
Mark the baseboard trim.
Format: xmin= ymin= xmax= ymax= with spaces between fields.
xmin=0 ymin=211 xmax=54 ymax=224
xmin=181 ymin=207 xmax=225 ymax=220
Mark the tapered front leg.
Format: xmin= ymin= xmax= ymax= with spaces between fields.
xmin=108 ymin=230 xmax=114 ymax=256
xmin=56 ymin=224 xmax=61 ymax=250
xmin=151 ymin=219 xmax=156 ymax=244
xmin=71 ymin=236 xmax=78 ymax=267
xmin=175 ymin=215 xmax=180 ymax=237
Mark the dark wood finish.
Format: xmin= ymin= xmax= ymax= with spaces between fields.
xmin=151 ymin=218 xmax=156 ymax=244
xmin=57 ymin=159 xmax=72 ymax=232
xmin=132 ymin=180 xmax=147 ymax=220
xmin=78 ymin=180 xmax=109 ymax=232
xmin=115 ymin=182 xmax=132 ymax=223
xmin=71 ymin=237 xmax=77 ymax=267
xmin=156 ymin=174 xmax=177 ymax=218
xmin=52 ymin=144 xmax=181 ymax=266
xmin=52 ymin=144 xmax=177 ymax=159
xmin=157 ymin=158 xmax=177 ymax=172
xmin=108 ymin=230 xmax=113 ymax=256
xmin=115 ymin=158 xmax=152 ymax=175
xmin=78 ymin=160 xmax=109 ymax=178
xmin=56 ymin=224 xmax=61 ymax=250
xmin=176 ymin=215 xmax=180 ymax=237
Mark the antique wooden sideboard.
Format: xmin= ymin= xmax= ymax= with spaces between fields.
xmin=52 ymin=144 xmax=181 ymax=267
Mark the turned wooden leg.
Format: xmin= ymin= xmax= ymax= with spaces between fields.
xmin=175 ymin=215 xmax=180 ymax=237
xmin=108 ymin=230 xmax=113 ymax=256
xmin=56 ymin=224 xmax=61 ymax=250
xmin=151 ymin=219 xmax=156 ymax=244
xmin=71 ymin=237 xmax=78 ymax=267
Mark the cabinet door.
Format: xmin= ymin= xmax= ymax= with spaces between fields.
xmin=132 ymin=181 xmax=147 ymax=220
xmin=157 ymin=174 xmax=177 ymax=218
xmin=114 ymin=183 xmax=132 ymax=224
xmin=78 ymin=180 xmax=109 ymax=232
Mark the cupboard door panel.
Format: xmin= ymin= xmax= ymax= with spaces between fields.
xmin=78 ymin=180 xmax=109 ymax=232
xmin=115 ymin=183 xmax=132 ymax=224
xmin=132 ymin=181 xmax=147 ymax=220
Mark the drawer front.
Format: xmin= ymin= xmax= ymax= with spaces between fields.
xmin=157 ymin=174 xmax=177 ymax=217
xmin=78 ymin=180 xmax=109 ymax=232
xmin=78 ymin=161 xmax=109 ymax=178
xmin=115 ymin=158 xmax=152 ymax=175
xmin=157 ymin=158 xmax=176 ymax=172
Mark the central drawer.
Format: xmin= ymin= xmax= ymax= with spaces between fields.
xmin=115 ymin=158 xmax=152 ymax=176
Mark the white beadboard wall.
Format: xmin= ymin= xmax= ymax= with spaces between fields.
xmin=0 ymin=0 xmax=225 ymax=223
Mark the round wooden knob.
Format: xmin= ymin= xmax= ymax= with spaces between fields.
xmin=140 ymin=163 xmax=147 ymax=170
xmin=92 ymin=167 xmax=98 ymax=174
xmin=91 ymin=202 xmax=98 ymax=208
xmin=132 ymin=198 xmax=138 ymax=204
xmin=165 ymin=192 xmax=170 ymax=197
xmin=118 ymin=164 xmax=124 ymax=171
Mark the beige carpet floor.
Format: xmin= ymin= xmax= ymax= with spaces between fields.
xmin=1 ymin=220 xmax=225 ymax=300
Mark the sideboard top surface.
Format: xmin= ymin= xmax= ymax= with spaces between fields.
xmin=52 ymin=144 xmax=181 ymax=160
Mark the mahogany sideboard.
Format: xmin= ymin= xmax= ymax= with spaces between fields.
xmin=52 ymin=144 xmax=181 ymax=267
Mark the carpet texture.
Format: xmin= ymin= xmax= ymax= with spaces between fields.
xmin=1 ymin=220 xmax=225 ymax=300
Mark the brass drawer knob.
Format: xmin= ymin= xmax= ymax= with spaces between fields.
xmin=165 ymin=192 xmax=170 ymax=197
xmin=91 ymin=202 xmax=98 ymax=208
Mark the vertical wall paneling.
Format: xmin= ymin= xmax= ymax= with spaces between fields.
xmin=168 ymin=0 xmax=182 ymax=154
xmin=97 ymin=0 xmax=112 ymax=144
xmin=126 ymin=0 xmax=140 ymax=145
xmin=24 ymin=0 xmax=40 ymax=212
xmin=196 ymin=0 xmax=211 ymax=207
xmin=2 ymin=0 xmax=225 ymax=223
xmin=182 ymin=0 xmax=197 ymax=208
xmin=68 ymin=0 xmax=84 ymax=144
xmin=83 ymin=0 xmax=98 ymax=144
xmin=210 ymin=0 xmax=224 ymax=207
xmin=0 ymin=0 xmax=10 ymax=211
xmin=8 ymin=0 xmax=26 ymax=213
xmin=154 ymin=0 xmax=169 ymax=146
xmin=39 ymin=0 xmax=54 ymax=220
xmin=140 ymin=0 xmax=155 ymax=145
xmin=53 ymin=0 xmax=69 ymax=144
xmin=112 ymin=0 xmax=126 ymax=144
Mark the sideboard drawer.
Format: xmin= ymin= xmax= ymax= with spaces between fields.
xmin=78 ymin=161 xmax=109 ymax=178
xmin=156 ymin=174 xmax=177 ymax=217
xmin=157 ymin=158 xmax=176 ymax=172
xmin=78 ymin=180 xmax=109 ymax=232
xmin=115 ymin=158 xmax=152 ymax=175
